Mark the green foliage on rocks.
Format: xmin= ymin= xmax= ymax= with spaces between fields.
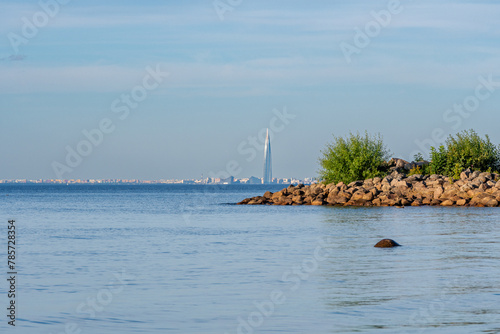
xmin=429 ymin=129 xmax=500 ymax=178
xmin=318 ymin=129 xmax=499 ymax=183
xmin=319 ymin=131 xmax=390 ymax=185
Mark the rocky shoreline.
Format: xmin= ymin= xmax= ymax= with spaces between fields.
xmin=238 ymin=169 xmax=500 ymax=207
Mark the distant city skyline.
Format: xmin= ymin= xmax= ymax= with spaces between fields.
xmin=1 ymin=1 xmax=500 ymax=180
xmin=0 ymin=176 xmax=317 ymax=185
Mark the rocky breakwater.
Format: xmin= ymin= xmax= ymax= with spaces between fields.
xmin=237 ymin=170 xmax=500 ymax=207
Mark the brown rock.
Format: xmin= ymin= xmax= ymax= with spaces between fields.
xmin=469 ymin=193 xmax=494 ymax=206
xmin=440 ymin=200 xmax=455 ymax=206
xmin=442 ymin=189 xmax=459 ymax=199
xmin=422 ymin=198 xmax=432 ymax=205
xmin=460 ymin=184 xmax=474 ymax=192
xmin=388 ymin=158 xmax=409 ymax=169
xmin=347 ymin=180 xmax=364 ymax=188
xmin=456 ymin=199 xmax=467 ymax=206
xmin=470 ymin=171 xmax=481 ymax=179
xmin=456 ymin=191 xmax=470 ymax=199
xmin=303 ymin=196 xmax=314 ymax=204
xmin=237 ymin=198 xmax=252 ymax=205
xmin=431 ymin=199 xmax=442 ymax=206
xmin=411 ymin=199 xmax=423 ymax=206
xmin=363 ymin=180 xmax=374 ymax=188
xmin=327 ymin=197 xmax=342 ymax=205
xmin=400 ymin=199 xmax=411 ymax=206
xmin=483 ymin=198 xmax=499 ymax=207
xmin=394 ymin=186 xmax=410 ymax=197
xmin=433 ymin=186 xmax=444 ymax=199
xmin=349 ymin=191 xmax=362 ymax=201
xmin=362 ymin=192 xmax=374 ymax=201
xmin=480 ymin=172 xmax=493 ymax=180
xmin=272 ymin=190 xmax=284 ymax=199
xmin=278 ymin=198 xmax=293 ymax=206
xmin=391 ymin=180 xmax=410 ymax=188
xmin=346 ymin=199 xmax=369 ymax=206
xmin=413 ymin=181 xmax=427 ymax=189
xmin=381 ymin=184 xmax=392 ymax=192
xmin=263 ymin=191 xmax=273 ymax=199
xmin=374 ymin=239 xmax=401 ymax=248
xmin=460 ymin=170 xmax=470 ymax=180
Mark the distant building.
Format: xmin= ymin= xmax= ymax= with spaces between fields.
xmin=263 ymin=128 xmax=272 ymax=184
xmin=220 ymin=176 xmax=235 ymax=184
xmin=248 ymin=176 xmax=262 ymax=184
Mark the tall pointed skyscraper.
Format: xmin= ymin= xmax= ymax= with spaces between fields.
xmin=263 ymin=128 xmax=272 ymax=184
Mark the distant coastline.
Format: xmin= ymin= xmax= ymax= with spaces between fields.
xmin=0 ymin=178 xmax=316 ymax=185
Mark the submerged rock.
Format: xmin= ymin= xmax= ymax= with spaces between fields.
xmin=374 ymin=239 xmax=401 ymax=248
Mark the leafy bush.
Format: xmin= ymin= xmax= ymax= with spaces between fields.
xmin=319 ymin=131 xmax=390 ymax=184
xmin=413 ymin=152 xmax=425 ymax=162
xmin=408 ymin=166 xmax=422 ymax=176
xmin=409 ymin=153 xmax=431 ymax=175
xmin=429 ymin=145 xmax=448 ymax=175
xmin=429 ymin=129 xmax=500 ymax=178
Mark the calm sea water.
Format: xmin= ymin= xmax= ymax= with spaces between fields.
xmin=0 ymin=184 xmax=499 ymax=334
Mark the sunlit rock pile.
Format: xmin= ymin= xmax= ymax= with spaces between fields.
xmin=238 ymin=169 xmax=500 ymax=207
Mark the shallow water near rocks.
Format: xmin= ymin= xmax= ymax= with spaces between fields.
xmin=1 ymin=184 xmax=499 ymax=333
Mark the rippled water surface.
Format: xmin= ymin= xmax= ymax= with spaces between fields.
xmin=0 ymin=184 xmax=499 ymax=333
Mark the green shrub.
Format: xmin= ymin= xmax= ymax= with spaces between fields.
xmin=410 ymin=153 xmax=431 ymax=175
xmin=409 ymin=164 xmax=431 ymax=176
xmin=319 ymin=131 xmax=390 ymax=184
xmin=429 ymin=145 xmax=448 ymax=175
xmin=408 ymin=166 xmax=423 ymax=176
xmin=413 ymin=152 xmax=425 ymax=162
xmin=429 ymin=129 xmax=500 ymax=178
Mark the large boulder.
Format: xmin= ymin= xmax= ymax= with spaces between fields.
xmin=388 ymin=158 xmax=409 ymax=169
xmin=374 ymin=239 xmax=401 ymax=248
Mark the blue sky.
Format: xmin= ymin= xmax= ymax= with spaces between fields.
xmin=1 ymin=0 xmax=500 ymax=180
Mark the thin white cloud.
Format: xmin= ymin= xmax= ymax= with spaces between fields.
xmin=2 ymin=54 xmax=498 ymax=96
xmin=0 ymin=64 xmax=145 ymax=93
xmin=1 ymin=0 xmax=499 ymax=96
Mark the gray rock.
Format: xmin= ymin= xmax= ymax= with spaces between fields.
xmin=389 ymin=158 xmax=409 ymax=169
